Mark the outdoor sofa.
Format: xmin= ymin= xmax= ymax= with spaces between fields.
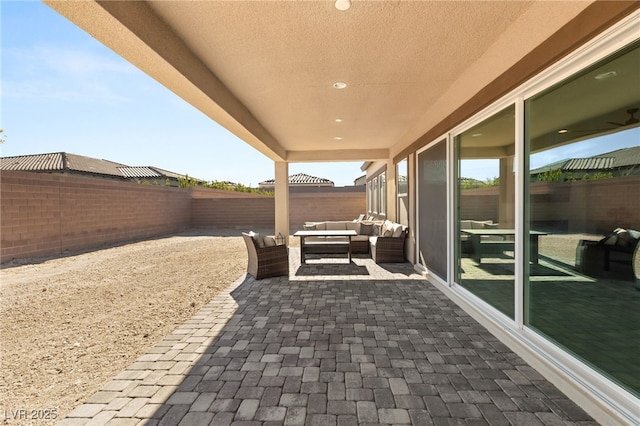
xmin=575 ymin=227 xmax=640 ymax=287
xmin=302 ymin=219 xmax=409 ymax=263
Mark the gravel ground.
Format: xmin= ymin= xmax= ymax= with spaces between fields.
xmin=0 ymin=230 xmax=260 ymax=425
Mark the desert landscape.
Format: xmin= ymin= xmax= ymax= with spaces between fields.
xmin=0 ymin=230 xmax=262 ymax=424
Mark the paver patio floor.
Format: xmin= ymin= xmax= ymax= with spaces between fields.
xmin=58 ymin=249 xmax=597 ymax=425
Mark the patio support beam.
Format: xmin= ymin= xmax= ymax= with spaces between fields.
xmin=274 ymin=161 xmax=289 ymax=245
xmin=386 ymin=158 xmax=397 ymax=222
xmin=499 ymin=156 xmax=516 ymax=228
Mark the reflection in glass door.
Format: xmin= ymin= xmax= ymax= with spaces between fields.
xmin=525 ymin=41 xmax=640 ymax=397
xmin=455 ymin=105 xmax=516 ymax=319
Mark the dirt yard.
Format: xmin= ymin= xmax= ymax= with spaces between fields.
xmin=0 ymin=230 xmax=262 ymax=425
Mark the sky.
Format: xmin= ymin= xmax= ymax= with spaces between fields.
xmin=0 ymin=1 xmax=364 ymax=187
xmin=2 ymin=2 xmax=637 ymax=187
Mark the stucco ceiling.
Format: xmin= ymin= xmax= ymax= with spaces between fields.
xmin=45 ymin=1 xmax=597 ymax=163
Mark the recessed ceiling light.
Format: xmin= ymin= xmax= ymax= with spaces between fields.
xmin=558 ymin=129 xmax=569 ymax=134
xmin=332 ymin=82 xmax=347 ymax=89
xmin=335 ymin=0 xmax=351 ymax=11
xmin=334 ymin=137 xmax=343 ymax=141
xmin=335 ymin=118 xmax=343 ymax=123
xmin=472 ymin=133 xmax=483 ymax=137
xmin=594 ymin=71 xmax=617 ymax=80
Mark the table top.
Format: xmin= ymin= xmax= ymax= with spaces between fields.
xmin=294 ymin=230 xmax=358 ymax=237
xmin=461 ymin=229 xmax=547 ymax=236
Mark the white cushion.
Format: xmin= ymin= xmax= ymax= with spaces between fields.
xmin=392 ymin=224 xmax=404 ymax=237
xmin=471 ymin=220 xmax=493 ymax=229
xmin=251 ymin=232 xmax=265 ymax=248
xmin=346 ymin=222 xmax=360 ymax=232
xmin=263 ymin=236 xmax=276 ymax=247
xmin=326 ymin=221 xmax=347 ymax=230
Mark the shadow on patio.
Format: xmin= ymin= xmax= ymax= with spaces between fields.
xmin=58 ymin=249 xmax=597 ymax=425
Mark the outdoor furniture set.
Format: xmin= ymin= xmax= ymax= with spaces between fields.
xmin=299 ymin=219 xmax=408 ymax=264
xmin=242 ymin=218 xmax=409 ymax=280
xmin=575 ymin=227 xmax=640 ymax=288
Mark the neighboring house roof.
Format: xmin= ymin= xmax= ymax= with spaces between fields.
xmin=259 ymin=173 xmax=334 ymax=187
xmin=531 ymin=146 xmax=640 ymax=175
xmin=0 ymin=152 xmax=188 ymax=181
xmin=1 ymin=152 xmax=65 ymax=172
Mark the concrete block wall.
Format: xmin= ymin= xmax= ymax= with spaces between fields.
xmin=1 ymin=173 xmax=365 ymax=262
xmin=460 ymin=187 xmax=500 ymax=223
xmin=3 ymin=170 xmax=635 ymax=262
xmin=529 ymin=175 xmax=640 ymax=233
xmin=461 ymin=175 xmax=640 ymax=233
xmin=191 ymin=187 xmax=366 ymax=231
xmin=1 ymin=171 xmax=191 ymax=262
xmin=191 ymin=196 xmax=275 ymax=229
xmin=289 ymin=189 xmax=366 ymax=227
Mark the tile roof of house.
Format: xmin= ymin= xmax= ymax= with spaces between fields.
xmin=0 ymin=152 xmax=187 ymax=180
xmin=118 ymin=166 xmax=164 ymax=179
xmin=259 ymin=173 xmax=334 ymax=186
xmin=1 ymin=152 xmax=66 ymax=171
xmin=531 ymin=145 xmax=640 ymax=174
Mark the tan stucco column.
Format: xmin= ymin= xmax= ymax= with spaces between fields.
xmin=386 ymin=158 xmax=397 ymax=222
xmin=274 ymin=161 xmax=289 ymax=244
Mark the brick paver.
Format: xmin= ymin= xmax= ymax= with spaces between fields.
xmin=56 ymin=250 xmax=597 ymax=425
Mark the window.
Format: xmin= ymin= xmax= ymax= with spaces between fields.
xmin=455 ymin=105 xmax=516 ymax=319
xmin=525 ymin=41 xmax=640 ymax=396
xmin=397 ymin=159 xmax=409 ymax=225
xmin=372 ymin=177 xmax=378 ymax=214
xmin=379 ymin=172 xmax=386 ymax=216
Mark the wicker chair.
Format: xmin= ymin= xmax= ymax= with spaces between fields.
xmin=370 ymin=228 xmax=408 ymax=263
xmin=242 ymin=232 xmax=289 ymax=280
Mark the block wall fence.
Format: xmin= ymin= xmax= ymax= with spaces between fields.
xmin=1 ymin=171 xmax=192 ymax=262
xmin=1 ymin=172 xmax=366 ymax=263
xmin=461 ymin=175 xmax=640 ymax=233
xmin=3 ymin=171 xmax=636 ymax=263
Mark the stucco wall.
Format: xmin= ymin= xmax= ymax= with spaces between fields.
xmin=1 ymin=171 xmax=191 ymax=262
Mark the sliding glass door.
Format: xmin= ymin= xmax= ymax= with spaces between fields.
xmin=525 ymin=41 xmax=640 ymax=397
xmin=455 ymin=106 xmax=516 ymax=319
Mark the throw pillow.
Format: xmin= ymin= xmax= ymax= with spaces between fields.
xmin=251 ymin=232 xmax=265 ymax=248
xmin=615 ymin=228 xmax=632 ymax=247
xmin=359 ymin=223 xmax=373 ymax=236
xmin=263 ymin=236 xmax=276 ymax=247
xmin=382 ymin=221 xmax=394 ymax=237
xmin=392 ymin=224 xmax=404 ymax=237
xmin=303 ymin=224 xmax=317 ymax=230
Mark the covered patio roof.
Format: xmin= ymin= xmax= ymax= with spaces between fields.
xmin=43 ymin=1 xmax=637 ymax=165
